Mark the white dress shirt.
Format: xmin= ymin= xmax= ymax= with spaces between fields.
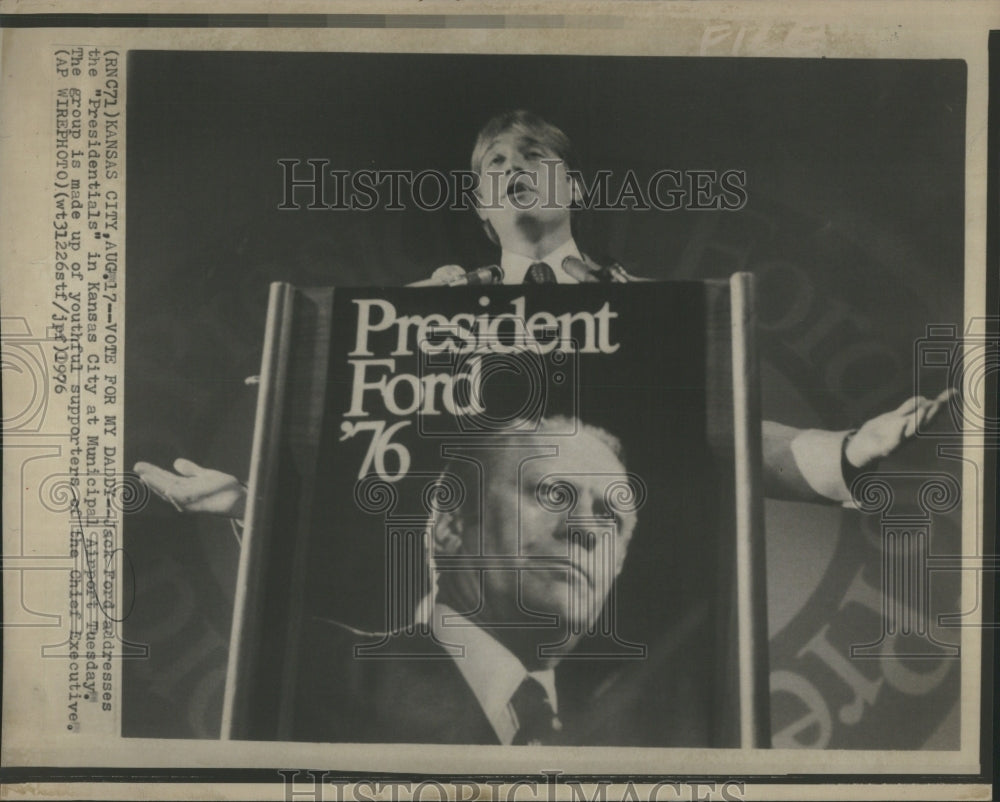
xmin=500 ymin=238 xmax=584 ymax=285
xmin=432 ymin=603 xmax=558 ymax=745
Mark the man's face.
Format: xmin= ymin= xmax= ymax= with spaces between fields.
xmin=461 ymin=429 xmax=638 ymax=633
xmin=474 ymin=129 xmax=577 ymax=237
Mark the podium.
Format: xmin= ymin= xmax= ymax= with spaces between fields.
xmin=221 ymin=277 xmax=770 ymax=747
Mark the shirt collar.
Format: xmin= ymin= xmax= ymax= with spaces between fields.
xmin=433 ymin=603 xmax=558 ymax=745
xmin=500 ymin=238 xmax=583 ymax=285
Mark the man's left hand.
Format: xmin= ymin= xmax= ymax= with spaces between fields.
xmin=844 ymin=388 xmax=956 ymax=469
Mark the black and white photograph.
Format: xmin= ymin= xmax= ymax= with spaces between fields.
xmin=123 ymin=51 xmax=966 ymax=749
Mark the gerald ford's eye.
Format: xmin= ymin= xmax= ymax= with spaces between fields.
xmin=534 ymin=476 xmax=579 ymax=514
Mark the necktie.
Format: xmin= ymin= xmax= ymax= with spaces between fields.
xmin=510 ymin=676 xmax=561 ymax=745
xmin=524 ymin=262 xmax=557 ymax=284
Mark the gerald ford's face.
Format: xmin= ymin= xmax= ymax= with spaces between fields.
xmin=456 ymin=429 xmax=638 ymax=633
xmin=475 ymin=129 xmax=577 ymax=234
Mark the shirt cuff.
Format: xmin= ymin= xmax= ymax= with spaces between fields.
xmin=789 ymin=428 xmax=855 ymax=505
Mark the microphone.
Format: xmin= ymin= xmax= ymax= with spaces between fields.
xmin=407 ymin=265 xmax=504 ymax=287
xmin=560 ymin=255 xmax=600 ymax=283
xmin=561 ymin=254 xmax=648 ymax=283
xmin=602 ymin=262 xmax=638 ymax=282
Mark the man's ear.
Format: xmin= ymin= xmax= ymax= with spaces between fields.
xmin=433 ymin=510 xmax=464 ymax=555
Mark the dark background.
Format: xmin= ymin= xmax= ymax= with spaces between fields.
xmin=124 ymin=51 xmax=965 ymax=746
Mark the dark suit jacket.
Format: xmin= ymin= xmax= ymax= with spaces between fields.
xmin=292 ymin=618 xmax=498 ymax=744
xmin=290 ymin=611 xmax=718 ymax=747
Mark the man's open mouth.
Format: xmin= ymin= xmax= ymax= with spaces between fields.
xmin=507 ymin=174 xmax=535 ymax=199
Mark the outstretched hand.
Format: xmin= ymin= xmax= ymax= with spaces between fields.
xmin=134 ymin=458 xmax=247 ymax=519
xmin=844 ymin=388 xmax=956 ymax=469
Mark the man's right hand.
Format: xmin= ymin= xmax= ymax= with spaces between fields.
xmin=430 ymin=264 xmax=466 ymax=284
xmin=134 ymin=458 xmax=247 ymax=519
